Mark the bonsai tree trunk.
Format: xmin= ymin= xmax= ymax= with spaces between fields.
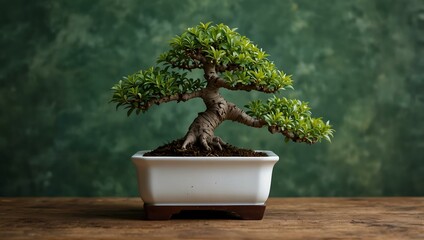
xmin=182 ymin=64 xmax=264 ymax=150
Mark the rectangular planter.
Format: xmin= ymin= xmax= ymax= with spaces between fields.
xmin=132 ymin=151 xmax=279 ymax=206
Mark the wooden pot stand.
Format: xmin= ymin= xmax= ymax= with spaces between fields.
xmin=143 ymin=204 xmax=266 ymax=220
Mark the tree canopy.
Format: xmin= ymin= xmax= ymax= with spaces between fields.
xmin=158 ymin=22 xmax=293 ymax=92
xmin=111 ymin=22 xmax=333 ymax=145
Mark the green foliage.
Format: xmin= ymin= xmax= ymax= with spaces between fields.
xmin=112 ymin=21 xmax=332 ymax=143
xmin=246 ymin=96 xmax=334 ymax=143
xmin=111 ymin=67 xmax=205 ymax=115
xmin=158 ymin=22 xmax=293 ymax=92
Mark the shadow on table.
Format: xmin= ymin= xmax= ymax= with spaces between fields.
xmin=64 ymin=201 xmax=146 ymax=221
xmin=68 ymin=201 xmax=240 ymax=221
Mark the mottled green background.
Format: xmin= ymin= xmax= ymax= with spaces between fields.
xmin=1 ymin=0 xmax=423 ymax=197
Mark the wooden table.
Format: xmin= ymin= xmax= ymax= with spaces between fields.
xmin=0 ymin=198 xmax=422 ymax=239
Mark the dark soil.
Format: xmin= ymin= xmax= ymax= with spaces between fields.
xmin=144 ymin=138 xmax=267 ymax=157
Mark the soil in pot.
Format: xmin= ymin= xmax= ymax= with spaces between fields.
xmin=144 ymin=138 xmax=267 ymax=157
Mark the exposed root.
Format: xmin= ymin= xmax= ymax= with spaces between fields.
xmin=211 ymin=136 xmax=225 ymax=150
xmin=181 ymin=133 xmax=226 ymax=151
xmin=181 ymin=134 xmax=196 ymax=150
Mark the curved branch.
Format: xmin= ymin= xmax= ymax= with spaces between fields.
xmin=202 ymin=65 xmax=277 ymax=93
xmin=267 ymin=125 xmax=317 ymax=144
xmin=167 ymin=60 xmax=202 ymax=70
xmin=226 ymin=103 xmax=266 ymax=128
xmin=226 ymin=102 xmax=313 ymax=143
xmin=216 ymin=64 xmax=242 ymax=73
xmin=187 ymin=49 xmax=207 ymax=63
xmin=213 ymin=76 xmax=278 ymax=93
xmin=129 ymin=89 xmax=203 ymax=111
xmin=160 ymin=49 xmax=207 ymax=70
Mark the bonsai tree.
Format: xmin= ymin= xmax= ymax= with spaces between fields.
xmin=111 ymin=22 xmax=334 ymax=151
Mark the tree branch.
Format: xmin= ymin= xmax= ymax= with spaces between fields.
xmin=129 ymin=89 xmax=203 ymax=111
xmin=213 ymin=76 xmax=278 ymax=93
xmin=226 ymin=102 xmax=318 ymax=144
xmin=186 ymin=49 xmax=207 ymax=63
xmin=226 ymin=103 xmax=266 ymax=128
xmin=268 ymin=125 xmax=316 ymax=144
xmin=216 ymin=64 xmax=242 ymax=72
xmin=226 ymin=102 xmax=316 ymax=144
xmin=167 ymin=60 xmax=202 ymax=70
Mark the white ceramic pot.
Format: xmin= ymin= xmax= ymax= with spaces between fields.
xmin=132 ymin=150 xmax=279 ymax=206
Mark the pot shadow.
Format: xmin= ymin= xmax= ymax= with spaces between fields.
xmin=68 ymin=202 xmax=240 ymax=221
xmin=66 ymin=202 xmax=146 ymax=221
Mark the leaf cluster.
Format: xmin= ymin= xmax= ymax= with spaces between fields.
xmin=111 ymin=67 xmax=205 ymax=116
xmin=246 ymin=96 xmax=334 ymax=143
xmin=158 ymin=22 xmax=292 ymax=92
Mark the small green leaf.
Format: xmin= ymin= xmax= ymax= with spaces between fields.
xmin=127 ymin=108 xmax=134 ymax=117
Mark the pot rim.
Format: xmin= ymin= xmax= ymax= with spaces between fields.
xmin=132 ymin=150 xmax=278 ymax=162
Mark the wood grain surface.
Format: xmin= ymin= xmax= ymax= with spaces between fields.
xmin=0 ymin=197 xmax=422 ymax=239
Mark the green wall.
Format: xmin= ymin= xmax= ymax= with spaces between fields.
xmin=1 ymin=0 xmax=423 ymax=197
